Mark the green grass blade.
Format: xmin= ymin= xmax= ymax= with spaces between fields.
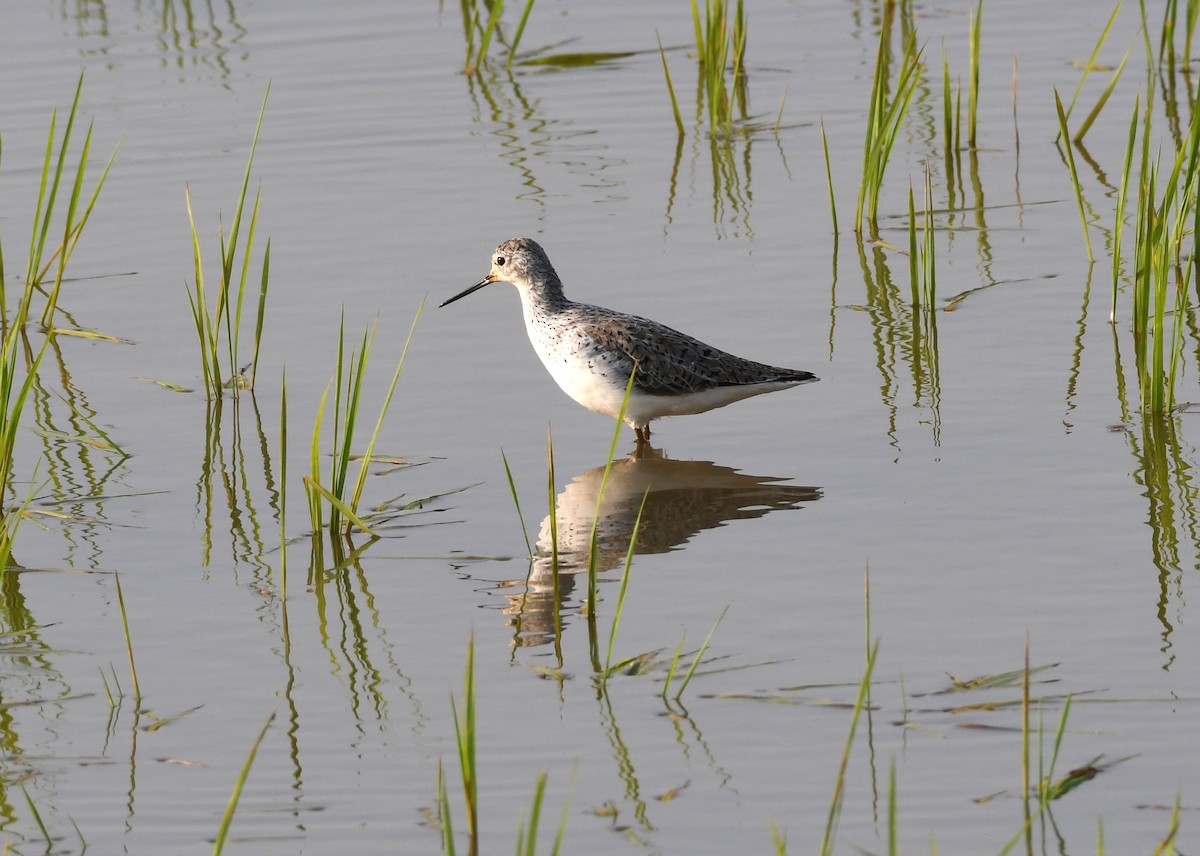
xmin=303 ymin=477 xmax=380 ymax=537
xmin=586 ymin=369 xmax=637 ymax=610
xmin=280 ymin=368 xmax=288 ymax=598
xmin=212 ymin=710 xmax=276 ymax=856
xmin=1063 ymin=0 xmax=1122 ymax=127
xmin=506 ymin=0 xmax=537 ymax=70
xmin=437 ymin=760 xmax=457 ymax=856
xmin=307 ymin=377 xmax=331 ymax=533
xmin=820 ymin=119 xmax=838 ymax=234
xmin=114 ymin=572 xmax=141 ymax=704
xmin=1111 ymin=96 xmax=1139 ymax=322
xmin=819 ymin=638 xmax=879 ymax=856
xmin=223 ymin=84 xmax=270 ymax=290
xmin=20 ymin=785 xmax=51 ymax=847
xmin=251 ymin=239 xmax=271 ymax=384
xmin=657 ymin=33 xmax=685 ymax=135
xmin=1073 ymin=42 xmax=1131 ymax=142
xmin=602 ymin=488 xmax=650 ymax=678
xmin=967 ymin=0 xmax=982 ymax=148
xmin=474 ymin=0 xmax=505 ymax=73
xmin=452 ymin=632 xmax=478 ymax=855
xmin=673 ymin=604 xmax=729 ymax=700
xmin=348 ymin=300 xmax=425 ymax=517
xmin=1053 ymin=88 xmax=1094 ymax=262
xmin=500 ymin=450 xmax=533 ymax=559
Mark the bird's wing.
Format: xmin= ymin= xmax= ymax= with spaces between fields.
xmin=570 ymin=313 xmax=793 ymax=395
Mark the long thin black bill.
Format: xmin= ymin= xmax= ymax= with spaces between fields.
xmin=439 ymin=276 xmax=493 ymax=308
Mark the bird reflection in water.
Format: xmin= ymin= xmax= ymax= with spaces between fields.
xmin=503 ymin=446 xmax=820 ymax=648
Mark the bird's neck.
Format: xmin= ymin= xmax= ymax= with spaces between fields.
xmin=520 ymin=277 xmax=571 ymax=317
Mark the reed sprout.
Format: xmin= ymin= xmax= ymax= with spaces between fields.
xmin=451 ymin=633 xmax=478 ymax=856
xmin=1117 ymin=95 xmax=1200 ymax=413
xmin=967 ymin=0 xmax=982 ymax=149
xmin=16 ymin=71 xmax=119 ymax=330
xmin=440 ymin=635 xmax=570 ymax=855
xmin=583 ymin=371 xmax=637 ymax=615
xmin=819 ymin=638 xmax=879 ymax=856
xmin=689 ymin=0 xmax=748 ymax=137
xmin=856 ymin=22 xmax=922 ymax=233
xmin=1053 ymin=89 xmax=1095 ymax=263
xmin=1111 ymin=94 xmax=1140 ymax=320
xmin=600 ymin=490 xmax=649 ymax=680
xmin=304 ymin=303 xmax=423 ymax=537
xmin=907 ymin=164 xmax=937 ymax=308
xmin=0 ymin=322 xmax=46 ymax=567
xmin=460 ymin=0 xmax=538 ymax=75
xmin=1145 ymin=0 xmax=1200 ymax=70
xmin=113 ymin=572 xmax=141 ymax=704
xmin=657 ymin=33 xmax=685 ymax=136
xmin=186 ymin=86 xmax=272 ymax=398
xmin=820 ymin=119 xmax=838 ymax=234
xmin=661 ymin=605 xmax=729 ymax=703
xmin=941 ymin=46 xmax=962 ymax=180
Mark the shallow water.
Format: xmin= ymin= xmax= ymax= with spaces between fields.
xmin=1 ymin=0 xmax=1198 ymax=853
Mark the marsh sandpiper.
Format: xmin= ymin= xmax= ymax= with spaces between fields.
xmin=440 ymin=237 xmax=818 ymax=442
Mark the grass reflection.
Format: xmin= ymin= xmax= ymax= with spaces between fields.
xmin=196 ymin=394 xmax=279 ymax=579
xmin=1127 ymin=414 xmax=1199 ymax=667
xmin=853 ymin=237 xmax=943 ymax=449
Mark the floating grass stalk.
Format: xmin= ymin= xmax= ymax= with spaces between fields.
xmin=186 ymin=86 xmax=271 ymax=398
xmin=856 ymin=23 xmax=922 ymax=233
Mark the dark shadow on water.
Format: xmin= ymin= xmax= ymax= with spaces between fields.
xmin=499 ymin=446 xmax=820 ymax=650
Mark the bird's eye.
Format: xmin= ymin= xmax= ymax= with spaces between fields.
xmin=496 ymin=255 xmax=506 ymax=267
